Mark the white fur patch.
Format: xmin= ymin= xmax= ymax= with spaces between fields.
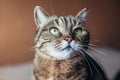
xmin=70 ymin=40 xmax=80 ymax=50
xmin=47 ymin=46 xmax=72 ymax=60
xmin=46 ymin=40 xmax=80 ymax=60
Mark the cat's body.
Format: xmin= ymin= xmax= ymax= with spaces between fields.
xmin=32 ymin=6 xmax=107 ymax=80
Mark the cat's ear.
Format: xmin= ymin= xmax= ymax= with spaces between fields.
xmin=34 ymin=6 xmax=49 ymax=28
xmin=76 ymin=8 xmax=88 ymax=23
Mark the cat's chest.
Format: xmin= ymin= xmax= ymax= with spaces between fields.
xmin=33 ymin=57 xmax=88 ymax=80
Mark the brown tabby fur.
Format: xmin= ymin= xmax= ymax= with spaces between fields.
xmin=32 ymin=6 xmax=108 ymax=80
xmin=32 ymin=53 xmax=88 ymax=80
xmin=32 ymin=6 xmax=90 ymax=80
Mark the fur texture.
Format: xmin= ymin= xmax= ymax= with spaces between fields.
xmin=32 ymin=6 xmax=107 ymax=80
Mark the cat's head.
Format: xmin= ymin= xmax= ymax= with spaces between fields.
xmin=34 ymin=6 xmax=89 ymax=60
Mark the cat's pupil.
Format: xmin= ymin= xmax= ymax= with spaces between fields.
xmin=54 ymin=29 xmax=57 ymax=32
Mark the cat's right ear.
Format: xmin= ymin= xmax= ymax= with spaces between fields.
xmin=34 ymin=6 xmax=49 ymax=29
xmin=75 ymin=8 xmax=88 ymax=23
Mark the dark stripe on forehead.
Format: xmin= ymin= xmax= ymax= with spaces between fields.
xmin=70 ymin=17 xmax=75 ymax=26
xmin=59 ymin=16 xmax=67 ymax=27
xmin=69 ymin=17 xmax=72 ymax=25
xmin=60 ymin=16 xmax=74 ymax=32
xmin=73 ymin=19 xmax=77 ymax=26
xmin=59 ymin=17 xmax=65 ymax=23
xmin=63 ymin=17 xmax=67 ymax=27
xmin=66 ymin=17 xmax=72 ymax=27
xmin=54 ymin=19 xmax=59 ymax=26
xmin=68 ymin=18 xmax=74 ymax=33
xmin=54 ymin=16 xmax=67 ymax=30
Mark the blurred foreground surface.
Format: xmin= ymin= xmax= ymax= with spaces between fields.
xmin=0 ymin=47 xmax=119 ymax=80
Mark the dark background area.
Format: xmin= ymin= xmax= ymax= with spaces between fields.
xmin=0 ymin=0 xmax=120 ymax=66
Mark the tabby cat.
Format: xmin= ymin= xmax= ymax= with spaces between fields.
xmin=32 ymin=6 xmax=107 ymax=80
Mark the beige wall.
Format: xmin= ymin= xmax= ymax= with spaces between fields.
xmin=0 ymin=0 xmax=120 ymax=65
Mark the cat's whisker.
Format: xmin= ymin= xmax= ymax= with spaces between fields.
xmin=83 ymin=43 xmax=97 ymax=48
xmin=80 ymin=41 xmax=89 ymax=42
xmin=80 ymin=47 xmax=95 ymax=59
xmin=83 ymin=44 xmax=108 ymax=56
xmin=78 ymin=42 xmax=99 ymax=48
xmin=91 ymin=39 xmax=105 ymax=43
xmin=88 ymin=46 xmax=108 ymax=56
xmin=80 ymin=48 xmax=105 ymax=79
xmin=76 ymin=49 xmax=93 ymax=79
xmin=88 ymin=43 xmax=98 ymax=47
xmin=78 ymin=44 xmax=83 ymax=47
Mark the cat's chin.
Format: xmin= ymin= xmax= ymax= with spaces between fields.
xmin=60 ymin=46 xmax=74 ymax=51
xmin=46 ymin=47 xmax=75 ymax=60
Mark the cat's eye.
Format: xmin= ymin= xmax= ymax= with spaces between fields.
xmin=74 ymin=28 xmax=82 ymax=36
xmin=49 ymin=27 xmax=60 ymax=35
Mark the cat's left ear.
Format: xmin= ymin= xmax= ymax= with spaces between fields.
xmin=34 ymin=6 xmax=49 ymax=28
xmin=76 ymin=8 xmax=88 ymax=23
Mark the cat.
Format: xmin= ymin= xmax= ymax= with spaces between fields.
xmin=32 ymin=6 xmax=107 ymax=80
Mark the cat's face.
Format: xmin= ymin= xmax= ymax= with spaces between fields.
xmin=34 ymin=6 xmax=89 ymax=60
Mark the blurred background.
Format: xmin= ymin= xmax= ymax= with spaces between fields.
xmin=0 ymin=0 xmax=120 ymax=80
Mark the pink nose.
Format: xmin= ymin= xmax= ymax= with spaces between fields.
xmin=64 ymin=37 xmax=73 ymax=42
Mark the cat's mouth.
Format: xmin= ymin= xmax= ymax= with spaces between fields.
xmin=61 ymin=45 xmax=74 ymax=51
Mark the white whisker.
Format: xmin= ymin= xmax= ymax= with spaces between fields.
xmin=77 ymin=49 xmax=93 ymax=79
xmin=80 ymin=48 xmax=104 ymax=79
xmin=78 ymin=46 xmax=94 ymax=59
xmin=88 ymin=46 xmax=108 ymax=56
xmin=88 ymin=43 xmax=98 ymax=47
xmin=82 ymin=44 xmax=108 ymax=56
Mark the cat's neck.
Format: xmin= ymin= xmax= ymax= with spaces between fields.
xmin=33 ymin=52 xmax=88 ymax=80
xmin=33 ymin=52 xmax=84 ymax=71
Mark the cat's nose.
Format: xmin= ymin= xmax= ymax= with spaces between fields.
xmin=64 ymin=37 xmax=73 ymax=43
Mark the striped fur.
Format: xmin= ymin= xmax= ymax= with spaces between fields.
xmin=33 ymin=6 xmax=107 ymax=80
xmin=34 ymin=15 xmax=89 ymax=60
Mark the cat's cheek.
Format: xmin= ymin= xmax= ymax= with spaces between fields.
xmin=70 ymin=41 xmax=80 ymax=51
xmin=60 ymin=40 xmax=69 ymax=49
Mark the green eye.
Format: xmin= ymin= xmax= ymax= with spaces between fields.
xmin=74 ymin=28 xmax=82 ymax=36
xmin=50 ymin=27 xmax=60 ymax=35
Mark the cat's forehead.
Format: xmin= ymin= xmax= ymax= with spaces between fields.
xmin=47 ymin=16 xmax=82 ymax=28
xmin=55 ymin=16 xmax=80 ymax=24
